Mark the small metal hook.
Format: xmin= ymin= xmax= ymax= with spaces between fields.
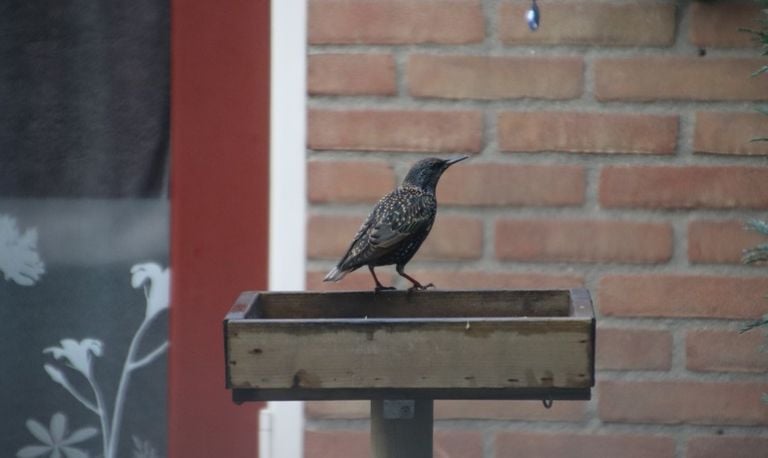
xmin=542 ymin=397 xmax=553 ymax=409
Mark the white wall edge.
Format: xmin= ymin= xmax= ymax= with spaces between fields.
xmin=266 ymin=0 xmax=307 ymax=457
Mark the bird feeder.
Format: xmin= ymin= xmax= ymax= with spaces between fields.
xmin=224 ymin=288 xmax=595 ymax=457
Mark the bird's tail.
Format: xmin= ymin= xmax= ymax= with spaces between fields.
xmin=323 ymin=266 xmax=349 ymax=282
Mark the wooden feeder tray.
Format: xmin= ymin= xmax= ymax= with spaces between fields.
xmin=224 ymin=289 xmax=595 ymax=404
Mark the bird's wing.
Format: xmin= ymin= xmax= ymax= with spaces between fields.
xmin=368 ymin=190 xmax=436 ymax=249
xmin=335 ymin=189 xmax=435 ymax=270
xmin=335 ymin=208 xmax=377 ymax=268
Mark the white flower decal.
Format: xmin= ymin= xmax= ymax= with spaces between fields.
xmin=130 ymin=263 xmax=169 ymax=320
xmin=43 ymin=365 xmax=68 ymax=386
xmin=16 ymin=412 xmax=97 ymax=458
xmin=44 ymin=339 xmax=103 ymax=379
xmin=0 ymin=214 xmax=45 ymax=286
xmin=27 ymin=263 xmax=169 ymax=458
xmin=132 ymin=436 xmax=160 ymax=458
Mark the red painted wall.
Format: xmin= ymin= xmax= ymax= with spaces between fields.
xmin=170 ymin=1 xmax=270 ymax=456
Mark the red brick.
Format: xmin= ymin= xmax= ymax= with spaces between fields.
xmin=599 ymin=275 xmax=768 ymax=319
xmin=438 ymin=164 xmax=585 ymax=207
xmin=597 ymin=328 xmax=672 ymax=371
xmin=495 ymin=431 xmax=676 ymax=458
xmin=306 ymin=214 xmax=380 ymax=259
xmin=499 ymin=2 xmax=675 ymax=46
xmin=435 ymin=400 xmax=585 ymax=422
xmin=306 ymin=269 xmax=395 ymax=291
xmin=495 ymin=219 xmax=672 ymax=264
xmin=304 ymin=429 xmax=482 ymax=458
xmin=308 ymin=214 xmax=483 ymax=260
xmin=688 ymin=219 xmax=767 ymax=264
xmin=690 ymin=1 xmax=763 ymax=48
xmin=308 ymin=54 xmax=396 ymax=96
xmin=694 ymin=112 xmax=768 ymax=156
xmin=600 ymin=166 xmax=768 ymax=209
xmin=434 ymin=430 xmax=484 ymax=458
xmin=595 ymin=58 xmax=768 ymax=101
xmin=418 ymin=216 xmax=483 ymax=260
xmin=498 ymin=112 xmax=678 ymax=155
xmin=305 ymin=399 xmax=585 ymax=422
xmin=308 ymin=0 xmax=484 ymax=44
xmin=308 ymin=161 xmax=394 ymax=203
xmin=305 ymin=430 xmax=368 ymax=458
xmin=308 ymin=109 xmax=483 ymax=153
xmin=408 ymin=55 xmax=583 ymax=100
xmin=686 ymin=329 xmax=768 ymax=373
xmin=406 ymin=270 xmax=584 ymax=290
xmin=598 ymin=380 xmax=768 ymax=425
xmin=687 ymin=436 xmax=768 ymax=458
xmin=306 ymin=400 xmax=368 ymax=419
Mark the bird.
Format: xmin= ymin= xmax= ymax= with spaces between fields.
xmin=323 ymin=155 xmax=469 ymax=292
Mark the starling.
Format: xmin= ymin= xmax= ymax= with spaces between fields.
xmin=323 ymin=155 xmax=469 ymax=291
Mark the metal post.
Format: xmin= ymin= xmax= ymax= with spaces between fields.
xmin=370 ymin=399 xmax=433 ymax=458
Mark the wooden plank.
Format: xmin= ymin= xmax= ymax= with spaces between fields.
xmin=227 ymin=319 xmax=591 ymax=390
xmin=224 ymin=291 xmax=259 ymax=321
xmin=569 ymin=288 xmax=596 ymax=389
xmin=223 ymin=291 xmax=260 ymax=391
xmin=230 ymin=386 xmax=591 ymax=402
xmin=248 ymin=289 xmax=574 ymax=319
xmin=569 ymin=288 xmax=593 ymax=319
xmin=224 ymin=289 xmax=596 ymax=402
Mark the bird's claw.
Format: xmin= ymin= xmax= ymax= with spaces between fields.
xmin=408 ymin=282 xmax=435 ymax=292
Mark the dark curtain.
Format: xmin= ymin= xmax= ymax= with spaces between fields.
xmin=0 ymin=2 xmax=170 ymax=457
xmin=0 ymin=1 xmax=168 ymax=197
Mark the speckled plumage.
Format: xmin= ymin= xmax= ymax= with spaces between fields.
xmin=324 ymin=156 xmax=469 ymax=291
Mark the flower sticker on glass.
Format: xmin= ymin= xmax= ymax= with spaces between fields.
xmin=130 ymin=263 xmax=169 ymax=320
xmin=44 ymin=339 xmax=103 ymax=379
xmin=27 ymin=263 xmax=169 ymax=458
xmin=0 ymin=214 xmax=45 ymax=286
xmin=16 ymin=412 xmax=97 ymax=458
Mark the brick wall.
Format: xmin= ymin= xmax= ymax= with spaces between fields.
xmin=304 ymin=1 xmax=768 ymax=457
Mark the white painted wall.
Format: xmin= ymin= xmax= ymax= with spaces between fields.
xmin=264 ymin=0 xmax=307 ymax=457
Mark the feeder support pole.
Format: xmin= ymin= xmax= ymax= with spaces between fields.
xmin=370 ymin=399 xmax=433 ymax=458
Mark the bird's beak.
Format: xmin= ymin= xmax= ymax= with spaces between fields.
xmin=444 ymin=155 xmax=470 ymax=166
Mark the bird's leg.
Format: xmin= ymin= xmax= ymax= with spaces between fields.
xmin=369 ymin=266 xmax=395 ymax=292
xmin=396 ymin=265 xmax=434 ymax=292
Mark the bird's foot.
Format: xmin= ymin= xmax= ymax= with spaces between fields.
xmin=374 ymin=285 xmax=396 ymax=293
xmin=408 ymin=282 xmax=434 ymax=292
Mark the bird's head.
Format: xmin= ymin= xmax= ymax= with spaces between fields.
xmin=402 ymin=155 xmax=469 ymax=192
